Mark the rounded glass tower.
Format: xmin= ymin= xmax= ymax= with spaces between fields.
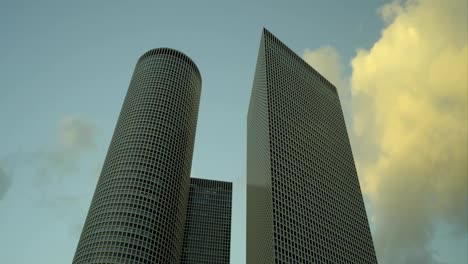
xmin=73 ymin=48 xmax=201 ymax=264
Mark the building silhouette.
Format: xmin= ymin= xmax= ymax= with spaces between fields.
xmin=72 ymin=29 xmax=378 ymax=264
xmin=73 ymin=48 xmax=206 ymax=264
xmin=247 ymin=29 xmax=378 ymax=263
xmin=181 ymin=178 xmax=232 ymax=264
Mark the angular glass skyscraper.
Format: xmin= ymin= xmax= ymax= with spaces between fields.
xmin=73 ymin=48 xmax=202 ymax=264
xmin=181 ymin=178 xmax=232 ymax=264
xmin=247 ymin=29 xmax=377 ymax=263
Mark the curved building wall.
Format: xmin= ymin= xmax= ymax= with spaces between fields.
xmin=73 ymin=48 xmax=201 ymax=264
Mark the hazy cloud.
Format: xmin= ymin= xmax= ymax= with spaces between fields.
xmin=58 ymin=116 xmax=96 ymax=153
xmin=47 ymin=194 xmax=86 ymax=238
xmin=2 ymin=115 xmax=97 ymax=235
xmin=33 ymin=115 xmax=97 ymax=236
xmin=378 ymin=0 xmax=405 ymax=25
xmin=0 ymin=164 xmax=12 ymax=200
xmin=350 ymin=0 xmax=467 ymax=263
xmin=36 ymin=115 xmax=97 ymax=185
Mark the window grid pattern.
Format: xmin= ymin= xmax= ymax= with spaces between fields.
xmin=181 ymin=178 xmax=232 ymax=264
xmin=246 ymin=33 xmax=274 ymax=264
xmin=72 ymin=48 xmax=201 ymax=264
xmin=248 ymin=29 xmax=377 ymax=263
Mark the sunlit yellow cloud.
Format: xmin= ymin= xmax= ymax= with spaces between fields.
xmin=303 ymin=46 xmax=354 ymax=132
xmin=304 ymin=0 xmax=466 ymax=262
xmin=351 ymin=0 xmax=467 ymax=263
xmin=303 ymin=46 xmax=344 ymax=89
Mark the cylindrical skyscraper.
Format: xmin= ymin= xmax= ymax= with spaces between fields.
xmin=73 ymin=48 xmax=201 ymax=264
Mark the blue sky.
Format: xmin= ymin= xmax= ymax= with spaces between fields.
xmin=0 ymin=0 xmax=466 ymax=263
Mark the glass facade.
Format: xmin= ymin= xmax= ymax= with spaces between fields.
xmin=72 ymin=48 xmax=202 ymax=264
xmin=247 ymin=29 xmax=378 ymax=263
xmin=181 ymin=178 xmax=232 ymax=264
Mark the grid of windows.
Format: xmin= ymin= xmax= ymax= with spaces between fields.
xmin=247 ymin=33 xmax=274 ymax=264
xmin=247 ymin=29 xmax=377 ymax=263
xmin=181 ymin=178 xmax=232 ymax=264
xmin=72 ymin=48 xmax=201 ymax=264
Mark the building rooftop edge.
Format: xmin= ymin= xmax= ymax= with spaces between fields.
xmin=190 ymin=177 xmax=233 ymax=187
xmin=261 ymin=28 xmax=338 ymax=95
xmin=137 ymin=48 xmax=202 ymax=82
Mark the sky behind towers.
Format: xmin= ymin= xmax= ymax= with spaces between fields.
xmin=0 ymin=0 xmax=466 ymax=263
